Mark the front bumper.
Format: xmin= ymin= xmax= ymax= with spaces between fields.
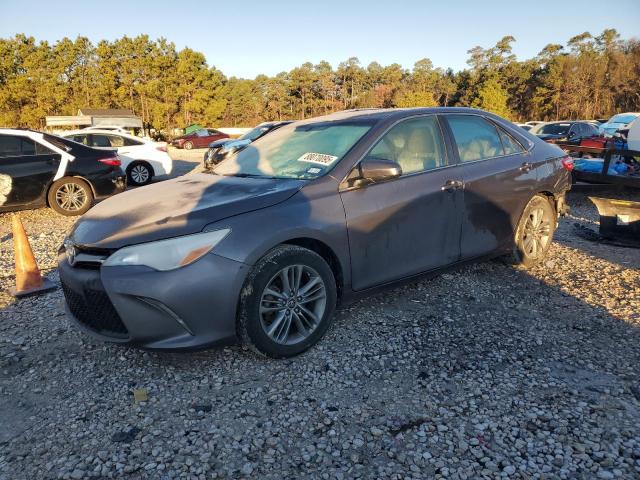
xmin=58 ymin=250 xmax=249 ymax=349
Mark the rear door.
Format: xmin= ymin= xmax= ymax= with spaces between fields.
xmin=442 ymin=114 xmax=539 ymax=259
xmin=0 ymin=134 xmax=60 ymax=207
xmin=340 ymin=115 xmax=464 ymax=291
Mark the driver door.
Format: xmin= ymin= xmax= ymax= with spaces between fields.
xmin=339 ymin=115 xmax=464 ymax=291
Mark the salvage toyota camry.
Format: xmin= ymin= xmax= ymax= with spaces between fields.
xmin=59 ymin=108 xmax=571 ymax=358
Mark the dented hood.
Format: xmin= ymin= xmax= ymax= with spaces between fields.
xmin=69 ymin=173 xmax=304 ymax=249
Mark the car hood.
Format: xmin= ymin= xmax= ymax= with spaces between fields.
xmin=68 ymin=174 xmax=305 ymax=249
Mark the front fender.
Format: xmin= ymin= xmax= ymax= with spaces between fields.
xmin=206 ymin=184 xmax=352 ymax=289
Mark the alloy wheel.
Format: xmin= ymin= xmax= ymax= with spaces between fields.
xmin=522 ymin=207 xmax=551 ymax=259
xmin=55 ymin=183 xmax=88 ymax=212
xmin=259 ymin=265 xmax=327 ymax=345
xmin=130 ymin=165 xmax=150 ymax=184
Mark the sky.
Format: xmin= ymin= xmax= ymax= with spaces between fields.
xmin=1 ymin=0 xmax=638 ymax=79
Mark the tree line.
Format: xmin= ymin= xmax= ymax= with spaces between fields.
xmin=0 ymin=29 xmax=638 ymax=133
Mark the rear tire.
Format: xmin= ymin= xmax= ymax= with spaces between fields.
xmin=509 ymin=195 xmax=556 ymax=268
xmin=48 ymin=177 xmax=93 ymax=216
xmin=238 ymin=245 xmax=337 ymax=358
xmin=126 ymin=162 xmax=153 ymax=186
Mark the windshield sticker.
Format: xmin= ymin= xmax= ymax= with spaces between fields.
xmin=306 ymin=167 xmax=322 ymax=175
xmin=298 ymin=152 xmax=338 ymax=166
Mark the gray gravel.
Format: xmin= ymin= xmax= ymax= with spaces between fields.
xmin=1 ymin=186 xmax=639 ymax=480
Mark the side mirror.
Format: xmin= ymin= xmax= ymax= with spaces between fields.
xmin=352 ymin=157 xmax=402 ymax=187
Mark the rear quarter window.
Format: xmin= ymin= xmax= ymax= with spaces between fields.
xmin=123 ymin=137 xmax=143 ymax=146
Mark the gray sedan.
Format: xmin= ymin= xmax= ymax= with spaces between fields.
xmin=59 ymin=107 xmax=571 ymax=358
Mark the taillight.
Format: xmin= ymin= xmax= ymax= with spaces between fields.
xmin=561 ymin=156 xmax=574 ymax=172
xmin=156 ymin=146 xmax=167 ymax=152
xmin=99 ymin=157 xmax=121 ymax=167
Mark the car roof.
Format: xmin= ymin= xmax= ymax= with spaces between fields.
xmin=291 ymin=107 xmax=501 ymax=125
xmin=62 ymin=129 xmax=149 ymax=142
xmin=0 ymin=128 xmax=43 ymax=136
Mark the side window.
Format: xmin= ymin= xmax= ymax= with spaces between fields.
xmin=568 ymin=124 xmax=579 ymax=137
xmin=122 ymin=136 xmax=143 ymax=146
xmin=497 ymin=128 xmax=524 ymax=155
xmin=367 ymin=116 xmax=447 ymax=175
xmin=447 ymin=115 xmax=505 ymax=162
xmin=91 ymin=135 xmax=112 ymax=147
xmin=71 ymin=135 xmax=89 ymax=145
xmin=107 ymin=135 xmax=125 ymax=147
xmin=35 ymin=141 xmax=54 ymax=155
xmin=0 ymin=135 xmax=22 ymax=157
xmin=20 ymin=138 xmax=36 ymax=155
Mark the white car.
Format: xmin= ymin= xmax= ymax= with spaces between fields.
xmin=62 ymin=130 xmax=172 ymax=186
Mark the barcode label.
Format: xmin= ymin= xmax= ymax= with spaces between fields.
xmin=298 ymin=152 xmax=338 ymax=165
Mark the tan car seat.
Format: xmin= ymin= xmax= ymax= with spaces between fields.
xmin=397 ymin=129 xmax=438 ymax=173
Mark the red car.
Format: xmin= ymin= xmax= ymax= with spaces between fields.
xmin=171 ymin=129 xmax=228 ymax=150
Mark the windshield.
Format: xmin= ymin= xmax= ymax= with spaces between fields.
xmin=537 ymin=123 xmax=571 ymax=135
xmin=213 ymin=121 xmax=373 ymax=180
xmin=609 ymin=114 xmax=638 ymax=124
xmin=241 ymin=125 xmax=270 ymax=142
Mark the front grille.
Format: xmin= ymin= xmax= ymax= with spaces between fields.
xmin=62 ymin=280 xmax=129 ymax=338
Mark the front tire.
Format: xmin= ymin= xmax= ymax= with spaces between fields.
xmin=127 ymin=162 xmax=153 ymax=186
xmin=238 ymin=245 xmax=337 ymax=358
xmin=183 ymin=141 xmax=193 ymax=150
xmin=510 ymin=195 xmax=556 ymax=268
xmin=48 ymin=177 xmax=93 ymax=216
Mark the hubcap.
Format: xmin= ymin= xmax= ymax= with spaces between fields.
xmin=55 ymin=183 xmax=87 ymax=211
xmin=131 ymin=165 xmax=150 ymax=184
xmin=522 ymin=207 xmax=551 ymax=258
xmin=259 ymin=265 xmax=327 ymax=345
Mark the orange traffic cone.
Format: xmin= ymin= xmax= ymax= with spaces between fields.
xmin=9 ymin=214 xmax=56 ymax=297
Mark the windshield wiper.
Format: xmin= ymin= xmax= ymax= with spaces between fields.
xmin=222 ymin=173 xmax=278 ymax=179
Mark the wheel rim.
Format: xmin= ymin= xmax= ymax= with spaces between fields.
xmin=185 ymin=142 xmax=192 ymax=150
xmin=55 ymin=183 xmax=88 ymax=212
xmin=522 ymin=206 xmax=551 ymax=259
xmin=259 ymin=265 xmax=327 ymax=345
xmin=131 ymin=165 xmax=150 ymax=184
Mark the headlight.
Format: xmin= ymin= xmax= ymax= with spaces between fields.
xmin=103 ymin=229 xmax=230 ymax=271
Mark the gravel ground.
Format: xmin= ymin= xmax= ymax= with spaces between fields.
xmin=0 ymin=182 xmax=639 ymax=480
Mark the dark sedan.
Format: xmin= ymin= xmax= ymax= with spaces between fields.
xmin=171 ymin=129 xmax=228 ymax=150
xmin=59 ymin=108 xmax=571 ymax=357
xmin=531 ymin=121 xmax=599 ymax=145
xmin=203 ymin=121 xmax=292 ymax=168
xmin=0 ymin=129 xmax=126 ymax=216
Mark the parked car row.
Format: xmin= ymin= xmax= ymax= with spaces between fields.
xmin=520 ymin=113 xmax=640 ymax=144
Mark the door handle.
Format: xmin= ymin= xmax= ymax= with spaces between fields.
xmin=441 ymin=180 xmax=464 ymax=192
xmin=519 ymin=162 xmax=533 ymax=172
